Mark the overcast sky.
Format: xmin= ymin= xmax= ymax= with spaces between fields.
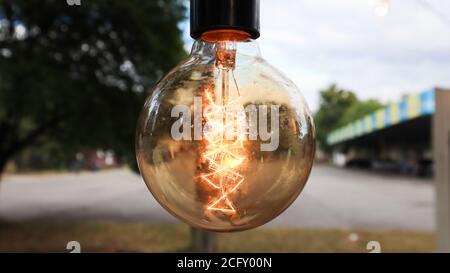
xmin=181 ymin=0 xmax=450 ymax=110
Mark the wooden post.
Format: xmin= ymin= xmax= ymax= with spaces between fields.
xmin=434 ymin=88 xmax=450 ymax=252
xmin=189 ymin=228 xmax=218 ymax=253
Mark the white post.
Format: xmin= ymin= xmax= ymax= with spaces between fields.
xmin=434 ymin=88 xmax=450 ymax=252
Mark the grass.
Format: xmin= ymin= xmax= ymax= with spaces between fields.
xmin=0 ymin=221 xmax=435 ymax=253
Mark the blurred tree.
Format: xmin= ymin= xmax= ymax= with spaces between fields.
xmin=0 ymin=0 xmax=186 ymax=177
xmin=314 ymin=84 xmax=383 ymax=153
xmin=314 ymin=84 xmax=357 ymax=152
xmin=340 ymin=99 xmax=383 ymax=126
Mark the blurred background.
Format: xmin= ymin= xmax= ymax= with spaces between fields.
xmin=1 ymin=0 xmax=450 ymax=252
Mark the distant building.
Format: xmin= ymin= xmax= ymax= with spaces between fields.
xmin=326 ymin=87 xmax=447 ymax=177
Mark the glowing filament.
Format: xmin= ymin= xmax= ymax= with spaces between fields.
xmin=200 ymin=86 xmax=246 ymax=214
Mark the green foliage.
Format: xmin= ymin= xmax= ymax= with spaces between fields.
xmin=314 ymin=84 xmax=383 ymax=152
xmin=314 ymin=84 xmax=357 ymax=151
xmin=340 ymin=99 xmax=383 ymax=126
xmin=0 ymin=0 xmax=187 ymax=172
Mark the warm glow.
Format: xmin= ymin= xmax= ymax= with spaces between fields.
xmin=375 ymin=0 xmax=390 ymax=17
xmin=200 ymin=85 xmax=247 ymax=214
xmin=135 ymin=29 xmax=316 ymax=232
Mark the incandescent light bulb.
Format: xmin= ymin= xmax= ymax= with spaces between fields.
xmin=136 ymin=0 xmax=315 ymax=232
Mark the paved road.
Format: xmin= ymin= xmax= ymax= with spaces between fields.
xmin=0 ymin=165 xmax=434 ymax=231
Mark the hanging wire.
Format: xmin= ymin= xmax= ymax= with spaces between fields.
xmin=416 ymin=0 xmax=450 ymax=28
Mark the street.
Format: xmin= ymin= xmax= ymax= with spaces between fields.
xmin=0 ymin=164 xmax=434 ymax=231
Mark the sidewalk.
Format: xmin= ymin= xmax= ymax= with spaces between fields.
xmin=0 ymin=165 xmax=434 ymax=231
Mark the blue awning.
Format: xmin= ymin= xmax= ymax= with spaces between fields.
xmin=327 ymin=88 xmax=435 ymax=145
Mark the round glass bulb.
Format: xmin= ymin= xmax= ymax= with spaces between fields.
xmin=136 ymin=32 xmax=315 ymax=232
